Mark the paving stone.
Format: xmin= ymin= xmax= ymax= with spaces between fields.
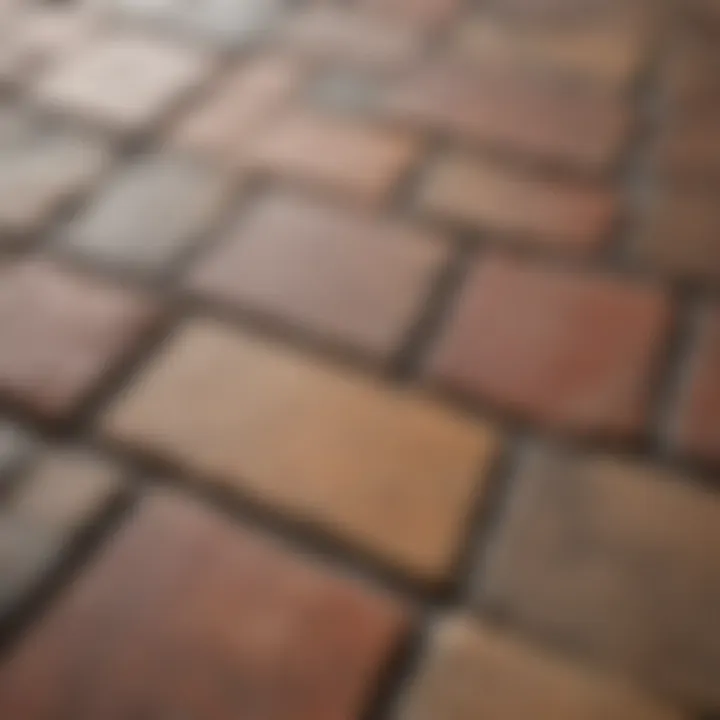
xmin=666 ymin=43 xmax=720 ymax=110
xmin=418 ymin=153 xmax=616 ymax=254
xmin=483 ymin=0 xmax=630 ymax=23
xmin=0 ymin=116 xmax=109 ymax=240
xmin=0 ymin=260 xmax=160 ymax=421
xmin=278 ymin=7 xmax=421 ymax=69
xmin=656 ymin=110 xmax=720 ymax=180
xmin=482 ymin=448 xmax=720 ymax=709
xmin=0 ymin=452 xmax=122 ymax=618
xmin=249 ymin=109 xmax=421 ymax=205
xmin=62 ymin=153 xmax=230 ymax=273
xmin=454 ymin=13 xmax=650 ymax=90
xmin=172 ymin=55 xmax=304 ymax=168
xmin=102 ymin=320 xmax=498 ymax=581
xmin=95 ymin=0 xmax=281 ymax=49
xmin=638 ymin=190 xmax=720 ymax=282
xmin=188 ymin=191 xmax=448 ymax=361
xmin=35 ymin=34 xmax=213 ymax=134
xmin=397 ymin=615 xmax=685 ymax=720
xmin=0 ymin=424 xmax=32 ymax=480
xmin=0 ymin=490 xmax=409 ymax=718
xmin=0 ymin=6 xmax=98 ymax=85
xmin=379 ymin=59 xmax=630 ymax=171
xmin=427 ymin=255 xmax=671 ymax=438
xmin=361 ymin=0 xmax=460 ymax=27
xmin=672 ymin=306 xmax=720 ymax=466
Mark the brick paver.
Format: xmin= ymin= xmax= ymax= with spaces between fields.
xmin=61 ymin=153 xmax=229 ymax=273
xmin=249 ymin=110 xmax=421 ymax=205
xmin=188 ymin=191 xmax=448 ymax=361
xmin=0 ymin=1 xmax=718 ymax=717
xmin=0 ymin=112 xmax=109 ymax=241
xmin=418 ymin=153 xmax=616 ymax=253
xmin=427 ymin=255 xmax=671 ymax=438
xmin=35 ymin=35 xmax=213 ymax=133
xmin=481 ymin=448 xmax=720 ymax=708
xmin=671 ymin=306 xmax=720 ymax=466
xmin=103 ymin=320 xmax=498 ymax=581
xmin=0 ymin=452 xmax=122 ymax=618
xmin=397 ymin=616 xmax=684 ymax=720
xmin=0 ymin=260 xmax=159 ymax=420
xmin=0 ymin=491 xmax=408 ymax=719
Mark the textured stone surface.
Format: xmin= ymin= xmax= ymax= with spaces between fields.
xmin=36 ymin=35 xmax=213 ymax=133
xmin=454 ymin=13 xmax=650 ymax=89
xmin=639 ymin=191 xmax=720 ymax=281
xmin=0 ymin=452 xmax=122 ymax=618
xmin=103 ymin=321 xmax=498 ymax=581
xmin=428 ymin=255 xmax=671 ymax=438
xmin=62 ymin=154 xmax=229 ymax=273
xmin=379 ymin=60 xmax=629 ymax=171
xmin=250 ymin=110 xmax=421 ymax=205
xmin=0 ymin=260 xmax=159 ymax=420
xmin=173 ymin=55 xmax=303 ymax=167
xmin=397 ymin=616 xmax=685 ymax=720
xmin=672 ymin=307 xmax=720 ymax=466
xmin=279 ymin=7 xmax=421 ymax=69
xmin=418 ymin=153 xmax=616 ymax=253
xmin=657 ymin=111 xmax=720 ymax=180
xmin=481 ymin=448 xmax=720 ymax=709
xmin=189 ymin=192 xmax=447 ymax=361
xmin=0 ymin=491 xmax=409 ymax=719
xmin=0 ymin=116 xmax=109 ymax=239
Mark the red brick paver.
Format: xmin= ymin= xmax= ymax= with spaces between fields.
xmin=0 ymin=491 xmax=409 ymax=719
xmin=428 ymin=255 xmax=671 ymax=438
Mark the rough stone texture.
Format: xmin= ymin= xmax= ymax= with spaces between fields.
xmin=0 ymin=115 xmax=109 ymax=240
xmin=454 ymin=13 xmax=650 ymax=90
xmin=62 ymin=154 xmax=229 ymax=273
xmin=188 ymin=192 xmax=448 ymax=361
xmin=103 ymin=321 xmax=498 ymax=581
xmin=418 ymin=153 xmax=616 ymax=253
xmin=0 ymin=260 xmax=159 ymax=420
xmin=0 ymin=491 xmax=409 ymax=719
xmin=278 ymin=7 xmax=421 ymax=69
xmin=0 ymin=452 xmax=122 ymax=618
xmin=481 ymin=448 xmax=720 ymax=710
xmin=379 ymin=60 xmax=630 ymax=171
xmin=35 ymin=35 xmax=213 ymax=133
xmin=427 ymin=255 xmax=671 ymax=438
xmin=173 ymin=55 xmax=303 ymax=167
xmin=638 ymin=190 xmax=720 ymax=282
xmin=249 ymin=110 xmax=421 ymax=205
xmin=672 ymin=307 xmax=720 ymax=466
xmin=397 ymin=616 xmax=685 ymax=720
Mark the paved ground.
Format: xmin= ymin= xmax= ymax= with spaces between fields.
xmin=0 ymin=0 xmax=719 ymax=717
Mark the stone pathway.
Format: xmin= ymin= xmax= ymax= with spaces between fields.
xmin=0 ymin=0 xmax=719 ymax=718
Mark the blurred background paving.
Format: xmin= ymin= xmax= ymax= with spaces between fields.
xmin=0 ymin=0 xmax=719 ymax=717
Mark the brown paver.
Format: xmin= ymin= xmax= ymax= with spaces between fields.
xmin=0 ymin=260 xmax=159 ymax=420
xmin=481 ymin=448 xmax=720 ymax=709
xmin=428 ymin=255 xmax=671 ymax=437
xmin=35 ymin=34 xmax=213 ymax=133
xmin=397 ymin=615 xmax=684 ymax=720
xmin=103 ymin=320 xmax=498 ymax=581
xmin=0 ymin=117 xmax=109 ymax=240
xmin=379 ymin=59 xmax=630 ymax=171
xmin=249 ymin=110 xmax=421 ymax=205
xmin=0 ymin=452 xmax=122 ymax=618
xmin=672 ymin=307 xmax=720 ymax=466
xmin=62 ymin=153 xmax=229 ymax=273
xmin=418 ymin=153 xmax=616 ymax=253
xmin=639 ymin=190 xmax=720 ymax=282
xmin=362 ymin=0 xmax=460 ymax=26
xmin=188 ymin=191 xmax=448 ymax=361
xmin=0 ymin=491 xmax=409 ymax=719
xmin=657 ymin=111 xmax=720 ymax=180
xmin=173 ymin=55 xmax=303 ymax=167
xmin=278 ymin=7 xmax=421 ymax=69
xmin=454 ymin=13 xmax=650 ymax=90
